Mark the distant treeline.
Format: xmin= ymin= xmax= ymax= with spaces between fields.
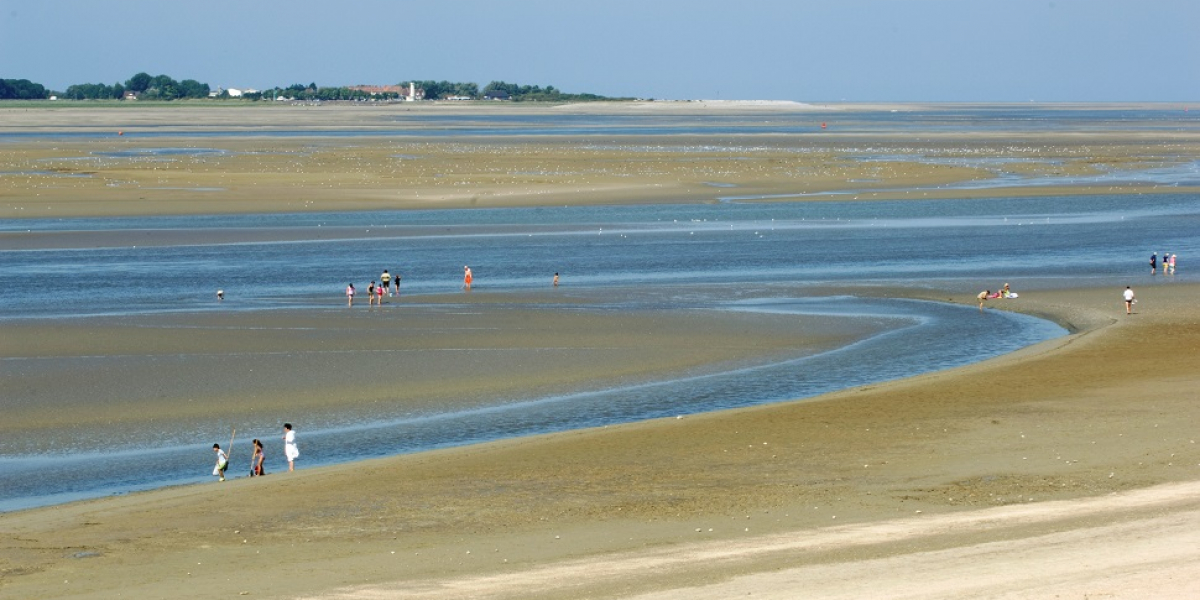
xmin=258 ymin=83 xmax=398 ymax=102
xmin=480 ymin=81 xmax=613 ymax=102
xmin=0 ymin=79 xmax=50 ymax=100
xmin=64 ymin=73 xmax=211 ymax=100
xmin=257 ymin=80 xmax=624 ymax=102
xmin=1 ymin=73 xmax=628 ymax=102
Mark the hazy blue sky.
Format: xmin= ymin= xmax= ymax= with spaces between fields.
xmin=3 ymin=0 xmax=1197 ymax=101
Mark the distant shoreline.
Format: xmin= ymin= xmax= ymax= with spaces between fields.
xmin=0 ymin=98 xmax=1193 ymax=117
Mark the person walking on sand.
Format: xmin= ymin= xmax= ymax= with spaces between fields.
xmin=1123 ymin=285 xmax=1136 ymax=315
xmin=1150 ymin=252 xmax=1158 ymax=275
xmin=213 ymin=443 xmax=229 ymax=482
xmin=250 ymin=438 xmax=265 ymax=477
xmin=376 ymin=282 xmax=385 ymax=305
xmin=380 ymin=270 xmax=391 ymax=297
xmin=283 ymin=423 xmax=299 ymax=472
xmin=977 ymin=290 xmax=990 ymax=312
xmin=463 ymin=266 xmax=473 ymax=291
xmin=346 ymin=283 xmax=355 ymax=307
xmin=368 ymin=281 xmax=377 ymax=307
xmin=393 ymin=270 xmax=401 ymax=296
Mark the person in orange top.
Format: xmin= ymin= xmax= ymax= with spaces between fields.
xmin=464 ymin=266 xmax=473 ymax=290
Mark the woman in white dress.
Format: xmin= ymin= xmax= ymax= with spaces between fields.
xmin=283 ymin=423 xmax=299 ymax=472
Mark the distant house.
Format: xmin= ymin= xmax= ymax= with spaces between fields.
xmin=484 ymin=90 xmax=510 ymax=101
xmin=123 ymin=91 xmax=139 ymax=101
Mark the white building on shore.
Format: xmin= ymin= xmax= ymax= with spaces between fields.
xmin=209 ymin=87 xmax=259 ymax=98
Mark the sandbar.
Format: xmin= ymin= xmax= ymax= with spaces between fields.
xmin=2 ymin=102 xmax=1199 ymax=219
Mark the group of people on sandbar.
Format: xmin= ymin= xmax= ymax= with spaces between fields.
xmin=977 ymin=283 xmax=1018 ymax=311
xmin=347 ymin=269 xmax=402 ymax=307
xmin=212 ymin=423 xmax=299 ymax=482
xmin=344 ymin=266 xmax=561 ymax=305
xmin=1150 ymin=252 xmax=1178 ymax=275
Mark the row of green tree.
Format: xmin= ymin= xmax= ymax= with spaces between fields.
xmin=481 ymin=81 xmax=613 ymax=102
xmin=413 ymin=80 xmax=480 ymax=99
xmin=259 ymin=80 xmax=617 ymax=102
xmin=2 ymin=73 xmax=623 ymax=102
xmin=0 ymin=79 xmax=49 ymax=100
xmin=250 ymin=83 xmax=403 ymax=102
xmin=59 ymin=73 xmax=211 ymax=100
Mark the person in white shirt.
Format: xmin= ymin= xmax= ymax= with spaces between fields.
xmin=212 ymin=443 xmax=229 ymax=482
xmin=1123 ymin=286 xmax=1135 ymax=315
xmin=283 ymin=423 xmax=299 ymax=472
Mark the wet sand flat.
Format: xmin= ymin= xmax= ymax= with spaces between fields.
xmin=3 ymin=102 xmax=1199 ymax=219
xmin=0 ymin=299 xmax=866 ymax=444
xmin=1 ymin=283 xmax=1198 ymax=599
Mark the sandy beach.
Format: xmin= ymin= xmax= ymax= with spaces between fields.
xmin=2 ymin=103 xmax=1199 ymax=599
xmin=2 ymin=283 xmax=1198 ymax=599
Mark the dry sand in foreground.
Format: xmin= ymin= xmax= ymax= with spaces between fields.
xmin=2 ymin=283 xmax=1198 ymax=599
